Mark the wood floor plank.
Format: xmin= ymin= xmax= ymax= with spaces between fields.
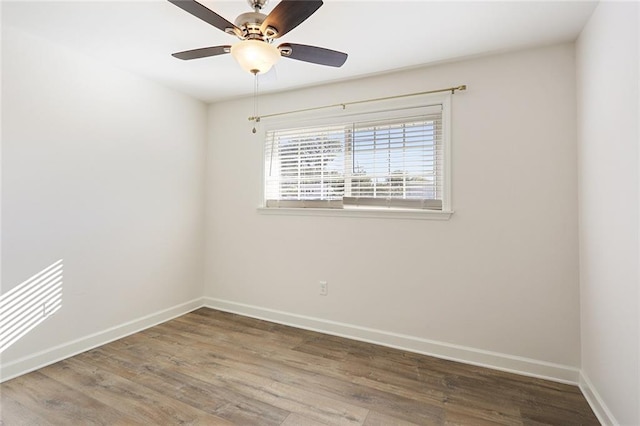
xmin=1 ymin=371 xmax=141 ymax=425
xmin=444 ymin=406 xmax=524 ymax=426
xmin=363 ymin=410 xmax=422 ymax=426
xmin=280 ymin=413 xmax=331 ymax=426
xmin=38 ymin=358 xmax=232 ymax=425
xmin=0 ymin=391 xmax=53 ymax=426
xmin=99 ymin=327 xmax=369 ymax=425
xmin=0 ymin=308 xmax=600 ymax=425
xmin=82 ymin=346 xmax=289 ymax=425
xmin=129 ymin=323 xmax=446 ymax=423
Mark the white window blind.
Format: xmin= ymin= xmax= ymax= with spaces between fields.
xmin=264 ymin=102 xmax=447 ymax=211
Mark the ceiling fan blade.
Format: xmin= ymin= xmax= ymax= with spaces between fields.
xmin=168 ymin=0 xmax=238 ymax=34
xmin=279 ymin=43 xmax=348 ymax=67
xmin=172 ymin=45 xmax=231 ymax=60
xmin=261 ymin=0 xmax=323 ymax=38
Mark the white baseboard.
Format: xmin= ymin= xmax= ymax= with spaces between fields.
xmin=0 ymin=297 xmax=204 ymax=383
xmin=0 ymin=295 xmax=584 ymax=390
xmin=579 ymin=372 xmax=618 ymax=425
xmin=203 ymin=297 xmax=580 ymax=385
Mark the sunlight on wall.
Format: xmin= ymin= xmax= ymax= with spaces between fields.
xmin=0 ymin=259 xmax=63 ymax=353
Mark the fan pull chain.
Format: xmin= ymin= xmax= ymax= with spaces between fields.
xmin=252 ymin=71 xmax=260 ymax=134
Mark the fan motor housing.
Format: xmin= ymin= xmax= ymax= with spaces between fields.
xmin=235 ymin=11 xmax=266 ymax=27
xmin=234 ymin=11 xmax=277 ymax=41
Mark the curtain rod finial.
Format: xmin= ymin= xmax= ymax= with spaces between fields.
xmin=452 ymin=85 xmax=467 ymax=94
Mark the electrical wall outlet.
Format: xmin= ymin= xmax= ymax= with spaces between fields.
xmin=319 ymin=280 xmax=328 ymax=296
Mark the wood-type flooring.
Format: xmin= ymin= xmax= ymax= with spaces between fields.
xmin=0 ymin=308 xmax=599 ymax=425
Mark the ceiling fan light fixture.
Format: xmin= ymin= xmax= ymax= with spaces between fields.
xmin=231 ymin=40 xmax=281 ymax=74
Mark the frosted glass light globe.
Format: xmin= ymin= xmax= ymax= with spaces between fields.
xmin=231 ymin=40 xmax=281 ymax=74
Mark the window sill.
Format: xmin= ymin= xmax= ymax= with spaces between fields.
xmin=256 ymin=207 xmax=453 ymax=221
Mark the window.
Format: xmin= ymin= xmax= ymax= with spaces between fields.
xmin=262 ymin=94 xmax=451 ymax=218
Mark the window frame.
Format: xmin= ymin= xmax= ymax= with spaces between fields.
xmin=258 ymin=92 xmax=453 ymax=220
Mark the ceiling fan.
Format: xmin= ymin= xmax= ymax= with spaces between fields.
xmin=168 ymin=0 xmax=348 ymax=74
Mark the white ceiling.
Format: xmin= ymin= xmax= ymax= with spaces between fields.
xmin=3 ymin=0 xmax=598 ymax=103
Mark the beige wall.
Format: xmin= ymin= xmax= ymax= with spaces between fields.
xmin=576 ymin=2 xmax=640 ymax=424
xmin=205 ymin=44 xmax=580 ymax=376
xmin=1 ymin=27 xmax=207 ymax=372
